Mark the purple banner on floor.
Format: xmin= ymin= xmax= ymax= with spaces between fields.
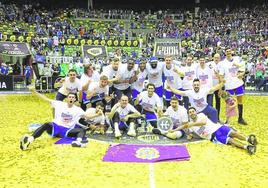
xmin=55 ymin=138 xmax=75 ymax=144
xmin=103 ymin=144 xmax=190 ymax=163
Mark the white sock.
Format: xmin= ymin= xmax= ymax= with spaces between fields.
xmin=29 ymin=136 xmax=34 ymax=142
xmin=77 ymin=138 xmax=82 ymax=142
xmin=243 ymin=145 xmax=248 ymax=149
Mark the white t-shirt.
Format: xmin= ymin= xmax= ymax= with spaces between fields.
xmin=185 ymin=88 xmax=210 ymax=112
xmin=164 ymin=106 xmax=188 ymax=128
xmin=102 ymin=65 xmax=118 ymax=87
xmin=196 ymin=64 xmax=213 ymax=89
xmin=51 ymin=100 xmax=85 ymax=128
xmin=207 ymin=61 xmax=223 ymax=86
xmin=146 ymin=61 xmax=164 ymax=87
xmin=219 ymin=56 xmax=245 ymax=90
xmin=139 ymin=91 xmax=163 ymax=112
xmin=163 ymin=65 xmax=183 ymax=89
xmin=114 ymin=64 xmax=136 ymax=90
xmin=80 ymin=72 xmax=100 ymax=87
xmin=189 ymin=113 xmax=221 ymax=140
xmin=58 ymin=77 xmax=82 ymax=96
xmin=181 ymin=63 xmax=197 ymax=90
xmin=87 ymin=81 xmax=109 ymax=97
xmin=132 ymin=68 xmax=147 ymax=92
xmin=85 ymin=108 xmax=105 ymax=125
xmin=115 ymin=103 xmax=139 ymax=119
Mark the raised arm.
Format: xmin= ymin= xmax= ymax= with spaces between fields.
xmin=167 ymin=85 xmax=187 ymax=96
xmin=209 ymin=80 xmax=225 ymax=93
xmin=29 ymin=86 xmax=52 ymax=103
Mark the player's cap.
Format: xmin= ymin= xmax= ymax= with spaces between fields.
xmin=150 ymin=56 xmax=158 ymax=63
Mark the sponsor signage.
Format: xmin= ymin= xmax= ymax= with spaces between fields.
xmin=0 ymin=42 xmax=30 ymax=56
xmin=154 ymin=42 xmax=180 ymax=58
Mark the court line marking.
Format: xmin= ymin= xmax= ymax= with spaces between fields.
xmin=149 ymin=163 xmax=156 ymax=188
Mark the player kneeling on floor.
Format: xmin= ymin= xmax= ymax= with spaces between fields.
xmin=152 ymin=96 xmax=188 ymax=140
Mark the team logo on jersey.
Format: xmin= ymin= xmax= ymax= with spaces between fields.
xmin=157 ymin=117 xmax=173 ymax=132
xmin=135 ymin=147 xmax=160 ymax=160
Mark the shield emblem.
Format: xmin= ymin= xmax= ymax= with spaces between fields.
xmin=157 ymin=116 xmax=173 ymax=132
xmin=87 ymin=47 xmax=103 ymax=57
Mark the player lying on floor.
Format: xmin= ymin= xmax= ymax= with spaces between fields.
xmin=186 ymin=107 xmax=257 ymax=155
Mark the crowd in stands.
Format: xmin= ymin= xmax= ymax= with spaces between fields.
xmin=0 ymin=2 xmax=268 ymax=91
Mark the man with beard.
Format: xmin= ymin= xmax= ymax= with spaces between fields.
xmin=186 ymin=107 xmax=257 ymax=155
xmin=113 ymin=58 xmax=136 ymax=102
xmin=168 ymin=78 xmax=224 ymax=123
xmin=146 ymin=57 xmax=164 ymax=100
xmin=152 ymin=97 xmax=188 ymax=140
xmin=131 ymin=59 xmax=148 ymax=101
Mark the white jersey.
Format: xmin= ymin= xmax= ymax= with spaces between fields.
xmin=219 ymin=56 xmax=245 ymax=90
xmin=196 ymin=64 xmax=213 ymax=89
xmin=115 ymin=103 xmax=139 ymax=119
xmin=139 ymin=91 xmax=163 ymax=112
xmin=181 ymin=63 xmax=197 ymax=90
xmin=87 ymin=81 xmax=109 ymax=96
xmin=51 ymin=100 xmax=85 ymax=128
xmin=114 ymin=64 xmax=136 ymax=90
xmin=189 ymin=113 xmax=221 ymax=140
xmin=207 ymin=61 xmax=222 ymax=86
xmin=85 ymin=108 xmax=105 ymax=125
xmin=164 ymin=106 xmax=188 ymax=128
xmin=185 ymin=88 xmax=210 ymax=112
xmin=163 ymin=65 xmax=183 ymax=89
xmin=58 ymin=77 xmax=82 ymax=95
xmin=132 ymin=68 xmax=147 ymax=92
xmin=80 ymin=72 xmax=100 ymax=87
xmin=102 ymin=65 xmax=118 ymax=87
xmin=146 ymin=61 xmax=164 ymax=87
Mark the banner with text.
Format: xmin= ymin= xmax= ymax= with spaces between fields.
xmin=0 ymin=42 xmax=31 ymax=56
xmin=153 ymin=42 xmax=180 ymax=58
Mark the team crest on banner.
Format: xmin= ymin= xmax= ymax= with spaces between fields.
xmin=135 ymin=147 xmax=160 ymax=160
xmin=157 ymin=116 xmax=173 ymax=133
xmin=83 ymin=45 xmax=107 ymax=59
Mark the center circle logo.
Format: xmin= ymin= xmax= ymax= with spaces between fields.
xmin=135 ymin=147 xmax=160 ymax=160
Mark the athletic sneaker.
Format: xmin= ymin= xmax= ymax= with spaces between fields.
xmin=20 ymin=135 xmax=33 ymax=151
xmin=238 ymin=118 xmax=248 ymax=125
xmin=152 ymin=128 xmax=162 ymax=135
xmin=247 ymin=145 xmax=257 ymax=155
xmin=114 ymin=130 xmax=122 ymax=138
xmin=248 ymin=135 xmax=258 ymax=145
xmin=127 ymin=129 xmax=136 ymax=137
xmin=71 ymin=140 xmax=87 ymax=148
